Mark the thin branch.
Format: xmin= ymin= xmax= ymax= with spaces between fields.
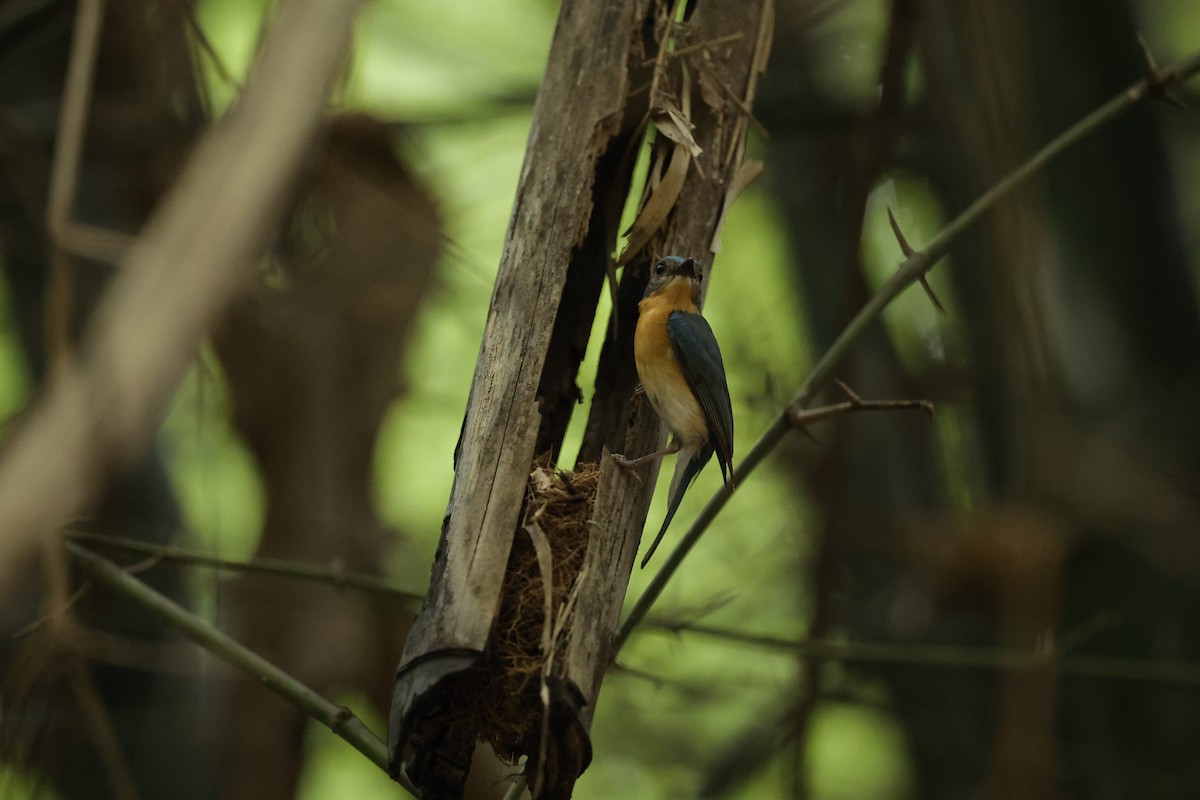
xmin=43 ymin=2 xmax=137 ymax=271
xmin=183 ymin=0 xmax=243 ymax=94
xmin=699 ymin=62 xmax=770 ymax=139
xmin=647 ymin=0 xmax=684 ymax=111
xmin=612 ymin=42 xmax=1200 ymax=655
xmin=11 ymin=585 xmax=87 ymax=640
xmin=64 ymin=542 xmax=419 ymax=796
xmin=640 ymin=621 xmax=1200 ymax=687
xmin=642 ymin=32 xmax=746 ymax=65
xmin=888 ymin=206 xmax=944 ymax=313
xmin=784 ymin=379 xmax=933 ymax=430
xmin=47 ymin=0 xmax=103 ymax=244
xmin=66 ymin=531 xmax=425 ymax=606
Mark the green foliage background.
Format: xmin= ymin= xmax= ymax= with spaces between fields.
xmin=5 ymin=0 xmax=1198 ymax=797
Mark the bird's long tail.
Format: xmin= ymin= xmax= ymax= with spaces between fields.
xmin=640 ymin=442 xmax=715 ymax=568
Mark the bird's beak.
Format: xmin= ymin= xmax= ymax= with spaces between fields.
xmin=682 ymin=257 xmax=698 ymax=280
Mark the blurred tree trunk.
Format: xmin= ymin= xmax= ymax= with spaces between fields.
xmin=921 ymin=0 xmax=1200 ymax=797
xmin=944 ymin=3 xmax=1200 ymax=798
xmin=212 ymin=115 xmax=440 ymax=800
xmin=746 ymin=2 xmax=950 ymax=797
xmin=0 ymin=2 xmax=219 ymax=799
xmin=913 ymin=5 xmax=1069 ymax=797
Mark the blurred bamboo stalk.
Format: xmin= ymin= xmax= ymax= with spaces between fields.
xmin=0 ymin=0 xmax=366 ymax=594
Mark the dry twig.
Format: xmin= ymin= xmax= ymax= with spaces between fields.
xmin=784 ymin=378 xmax=933 ymax=430
xmin=65 ymin=531 xmax=425 ymax=605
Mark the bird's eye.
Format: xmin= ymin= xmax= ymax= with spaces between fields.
xmin=654 ymin=262 xmax=666 ymax=276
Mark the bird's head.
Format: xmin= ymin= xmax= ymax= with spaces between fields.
xmin=644 ymin=255 xmax=701 ymax=303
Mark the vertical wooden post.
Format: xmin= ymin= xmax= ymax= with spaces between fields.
xmin=388 ymin=0 xmax=657 ymax=794
xmin=388 ymin=1 xmax=773 ymax=797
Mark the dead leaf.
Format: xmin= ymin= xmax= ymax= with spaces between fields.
xmin=523 ymin=521 xmax=555 ymax=799
xmin=722 ymin=3 xmax=775 ymax=169
xmin=751 ymin=1 xmax=775 ymax=78
xmin=650 ymin=98 xmax=702 ymax=158
xmin=617 ymin=141 xmax=690 ymax=265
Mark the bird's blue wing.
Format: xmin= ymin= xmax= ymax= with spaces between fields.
xmin=667 ymin=311 xmax=734 ymax=480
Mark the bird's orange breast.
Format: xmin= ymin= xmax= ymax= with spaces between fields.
xmin=634 ymin=279 xmax=708 ymax=446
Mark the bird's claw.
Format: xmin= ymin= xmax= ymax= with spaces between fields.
xmin=610 ymin=453 xmax=643 ymax=484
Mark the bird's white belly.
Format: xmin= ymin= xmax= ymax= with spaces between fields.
xmin=641 ymin=368 xmax=708 ymax=448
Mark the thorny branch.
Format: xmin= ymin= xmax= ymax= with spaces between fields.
xmin=784 ymin=378 xmax=933 ymax=431
xmin=1136 ymin=33 xmax=1187 ymax=109
xmin=612 ymin=41 xmax=1200 ymax=655
xmin=887 ymin=207 xmax=945 ymax=313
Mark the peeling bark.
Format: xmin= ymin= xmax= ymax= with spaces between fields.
xmin=388 ymin=2 xmax=657 ymax=795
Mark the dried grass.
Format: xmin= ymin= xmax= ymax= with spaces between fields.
xmin=460 ymin=455 xmax=598 ymax=762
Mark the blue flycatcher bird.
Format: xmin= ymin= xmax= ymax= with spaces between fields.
xmin=613 ymin=255 xmax=734 ymax=567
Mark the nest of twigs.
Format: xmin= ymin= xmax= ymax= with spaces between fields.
xmin=466 ymin=454 xmax=598 ymax=763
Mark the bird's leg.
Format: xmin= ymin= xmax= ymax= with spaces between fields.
xmin=612 ymin=440 xmax=681 ymax=471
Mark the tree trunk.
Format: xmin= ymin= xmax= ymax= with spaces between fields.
xmin=388 ymin=1 xmax=773 ymax=797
